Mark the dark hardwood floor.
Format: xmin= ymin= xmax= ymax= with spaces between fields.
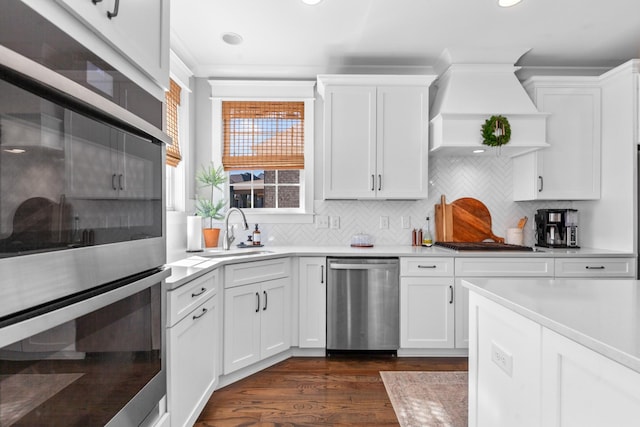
xmin=195 ymin=356 xmax=468 ymax=426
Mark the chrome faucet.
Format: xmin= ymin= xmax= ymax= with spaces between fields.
xmin=222 ymin=207 xmax=249 ymax=250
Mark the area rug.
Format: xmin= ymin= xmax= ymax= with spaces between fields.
xmin=380 ymin=371 xmax=468 ymax=427
xmin=0 ymin=373 xmax=84 ymax=426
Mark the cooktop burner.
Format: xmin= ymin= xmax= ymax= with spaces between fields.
xmin=434 ymin=241 xmax=534 ymax=251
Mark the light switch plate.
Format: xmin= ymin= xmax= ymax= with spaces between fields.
xmin=380 ymin=216 xmax=389 ymax=229
xmin=401 ymin=216 xmax=411 ymax=229
xmin=330 ymin=216 xmax=340 ymax=229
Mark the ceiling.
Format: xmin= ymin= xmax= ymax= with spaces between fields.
xmin=170 ymin=0 xmax=640 ymax=79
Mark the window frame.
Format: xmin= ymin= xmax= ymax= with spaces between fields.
xmin=209 ymin=80 xmax=315 ymax=224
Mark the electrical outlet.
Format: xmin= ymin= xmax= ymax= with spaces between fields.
xmin=401 ymin=216 xmax=411 ymax=229
xmin=329 ymin=216 xmax=340 ymax=229
xmin=491 ymin=341 xmax=513 ymax=377
xmin=316 ymin=215 xmax=329 ymax=229
xmin=379 ymin=216 xmax=389 ymax=229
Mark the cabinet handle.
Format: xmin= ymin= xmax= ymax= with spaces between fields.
xmin=418 ymin=265 xmax=437 ymax=269
xmin=449 ymin=285 xmax=454 ymax=304
xmin=92 ymin=0 xmax=103 ymax=3
xmin=320 ymin=265 xmax=324 ymax=284
xmin=118 ymin=174 xmax=124 ymax=190
xmin=191 ymin=287 xmax=206 ymax=297
xmin=112 ymin=174 xmax=118 ymax=190
xmin=192 ymin=307 xmax=208 ymax=320
xmin=378 ymin=174 xmax=382 ymax=191
xmin=585 ymin=266 xmax=605 ymax=270
xmin=371 ymin=175 xmax=375 ymax=191
xmin=255 ymin=292 xmax=260 ymax=313
xmin=107 ymin=0 xmax=120 ymax=19
xmin=263 ymin=290 xmax=268 ymax=311
xmin=538 ymin=176 xmax=544 ymax=192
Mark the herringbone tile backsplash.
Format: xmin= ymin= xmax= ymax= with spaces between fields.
xmin=262 ymin=155 xmax=571 ymax=247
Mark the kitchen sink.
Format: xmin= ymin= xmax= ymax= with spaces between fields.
xmin=199 ymin=249 xmax=273 ymax=258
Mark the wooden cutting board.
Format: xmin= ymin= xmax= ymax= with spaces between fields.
xmin=435 ymin=195 xmax=504 ymax=243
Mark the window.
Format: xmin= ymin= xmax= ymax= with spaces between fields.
xmin=222 ymin=101 xmax=304 ymax=210
xmin=165 ymin=73 xmax=189 ymax=212
xmin=209 ymin=81 xmax=315 ymax=223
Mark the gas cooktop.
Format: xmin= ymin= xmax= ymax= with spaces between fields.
xmin=434 ymin=241 xmax=534 ymax=251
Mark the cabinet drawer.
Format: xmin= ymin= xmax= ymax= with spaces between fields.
xmin=401 ymin=257 xmax=454 ymax=276
xmin=225 ymin=257 xmax=290 ymax=288
xmin=167 ymin=270 xmax=219 ymax=327
xmin=554 ymin=258 xmax=636 ymax=278
xmin=455 ymin=258 xmax=554 ymax=277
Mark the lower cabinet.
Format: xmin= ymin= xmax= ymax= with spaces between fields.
xmin=224 ymin=276 xmax=291 ymax=374
xmin=399 ymin=257 xmax=455 ymax=349
xmin=298 ymin=257 xmax=327 ymax=348
xmin=166 ymin=270 xmax=221 ymax=427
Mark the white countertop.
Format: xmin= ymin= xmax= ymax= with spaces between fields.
xmin=165 ymin=244 xmax=634 ymax=289
xmin=462 ymin=277 xmax=640 ymax=373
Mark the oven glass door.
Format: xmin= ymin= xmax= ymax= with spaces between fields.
xmin=0 ymin=68 xmax=163 ymax=258
xmin=0 ymin=271 xmax=166 ymax=426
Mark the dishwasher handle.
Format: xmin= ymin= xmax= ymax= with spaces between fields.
xmin=329 ymin=262 xmax=398 ymax=270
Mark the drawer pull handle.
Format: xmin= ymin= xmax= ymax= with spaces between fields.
xmin=418 ymin=265 xmax=437 ymax=269
xmin=449 ymin=285 xmax=454 ymax=304
xmin=107 ymin=0 xmax=120 ymax=19
xmin=585 ymin=266 xmax=605 ymax=270
xmin=193 ymin=307 xmax=208 ymax=320
xmin=255 ymin=292 xmax=260 ymax=313
xmin=263 ymin=290 xmax=268 ymax=311
xmin=191 ymin=287 xmax=206 ymax=297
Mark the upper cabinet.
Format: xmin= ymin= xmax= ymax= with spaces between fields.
xmin=318 ymin=75 xmax=436 ymax=200
xmin=54 ymin=0 xmax=169 ymax=90
xmin=513 ymin=77 xmax=601 ymax=201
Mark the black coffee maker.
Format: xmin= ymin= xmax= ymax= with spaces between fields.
xmin=534 ymin=209 xmax=579 ymax=248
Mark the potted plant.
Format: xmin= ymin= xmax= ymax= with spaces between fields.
xmin=195 ymin=162 xmax=228 ymax=247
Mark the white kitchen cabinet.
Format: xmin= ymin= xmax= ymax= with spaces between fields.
xmin=468 ymin=292 xmax=543 ymax=427
xmin=514 ymin=78 xmax=601 ymax=200
xmin=65 ymin=111 xmax=156 ymax=199
xmin=298 ymin=257 xmax=326 ymax=348
xmin=454 ymin=257 xmax=554 ymax=348
xmin=52 ymin=0 xmax=169 ymax=89
xmin=318 ymin=75 xmax=435 ymax=200
xmin=400 ymin=257 xmax=455 ymax=349
xmin=541 ymin=328 xmax=640 ymax=427
xmin=224 ymin=258 xmax=291 ymax=374
xmin=554 ymin=257 xmax=636 ymax=278
xmin=167 ymin=270 xmax=221 ymax=427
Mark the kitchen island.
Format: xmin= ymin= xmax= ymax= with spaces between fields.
xmin=463 ymin=277 xmax=640 ymax=427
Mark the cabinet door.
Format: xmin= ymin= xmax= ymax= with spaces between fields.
xmin=298 ymin=257 xmax=326 ymax=348
xmin=224 ymin=283 xmax=261 ymax=374
xmin=168 ymin=295 xmax=219 ymax=427
xmin=323 ymin=85 xmax=377 ymax=199
xmin=377 ymin=86 xmax=429 ymax=199
xmin=400 ymin=277 xmax=454 ymax=348
xmin=54 ymin=0 xmax=169 ymax=87
xmin=260 ymin=277 xmax=291 ymax=359
xmin=454 ymin=278 xmax=470 ymax=349
xmin=514 ymin=86 xmax=601 ymax=200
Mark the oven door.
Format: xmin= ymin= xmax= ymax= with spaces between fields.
xmin=0 ymin=267 xmax=170 ymax=427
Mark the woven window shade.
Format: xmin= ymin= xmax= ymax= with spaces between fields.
xmin=222 ymin=101 xmax=304 ymax=170
xmin=165 ymin=79 xmax=182 ymax=167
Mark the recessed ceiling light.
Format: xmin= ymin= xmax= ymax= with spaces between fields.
xmin=302 ymin=0 xmax=323 ymax=5
xmin=3 ymin=148 xmax=26 ymax=154
xmin=498 ymin=0 xmax=522 ymax=7
xmin=473 ymin=149 xmax=486 ymax=154
xmin=222 ymin=32 xmax=243 ymax=45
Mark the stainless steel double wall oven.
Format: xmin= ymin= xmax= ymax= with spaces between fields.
xmin=0 ymin=2 xmax=170 ymax=425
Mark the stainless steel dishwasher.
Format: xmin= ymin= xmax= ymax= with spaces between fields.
xmin=326 ymin=257 xmax=399 ymax=352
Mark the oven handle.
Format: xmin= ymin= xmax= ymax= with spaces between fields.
xmin=0 ymin=268 xmax=170 ymax=347
xmin=329 ymin=263 xmax=397 ymax=270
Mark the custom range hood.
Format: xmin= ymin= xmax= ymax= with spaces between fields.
xmin=430 ymin=48 xmax=549 ymax=157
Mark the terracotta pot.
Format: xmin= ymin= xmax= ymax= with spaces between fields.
xmin=202 ymin=228 xmax=221 ymax=248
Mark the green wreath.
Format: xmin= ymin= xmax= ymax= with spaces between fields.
xmin=481 ymin=115 xmax=511 ymax=147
